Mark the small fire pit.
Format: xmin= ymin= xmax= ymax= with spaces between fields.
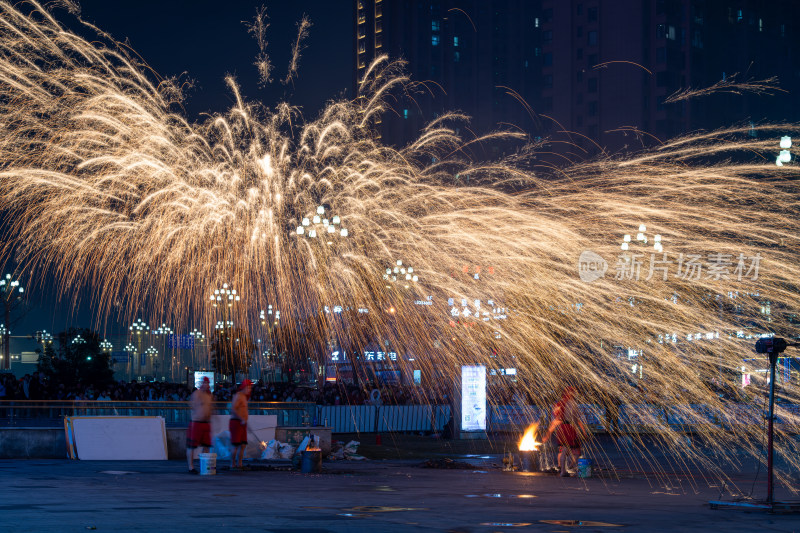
xmin=517 ymin=423 xmax=541 ymax=472
xmin=301 ymin=448 xmax=322 ymax=473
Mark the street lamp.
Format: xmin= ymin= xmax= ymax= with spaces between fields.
xmin=146 ymin=346 xmax=158 ymax=380
xmin=383 ymin=259 xmax=420 ymax=289
xmin=209 ymin=283 xmax=240 ymax=308
xmin=620 ymin=225 xmax=664 ymax=253
xmin=124 ymin=343 xmax=137 ymax=381
xmin=294 ymin=205 xmax=349 ymax=244
xmin=776 ymin=136 xmax=792 ymax=166
xmin=260 ymin=305 xmax=281 ymax=326
xmin=129 ymin=318 xmax=150 ymax=334
xmin=0 ymin=273 xmax=24 ymax=370
xmin=100 ymin=339 xmax=113 ymax=352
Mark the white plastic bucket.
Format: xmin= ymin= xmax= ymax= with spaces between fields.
xmin=199 ymin=453 xmax=216 ymax=475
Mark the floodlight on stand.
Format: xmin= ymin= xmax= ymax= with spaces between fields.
xmin=313 ymin=215 xmax=321 ymax=224
xmin=317 ymin=205 xmax=325 ymax=215
xmin=302 ymin=217 xmax=310 ymax=226
xmin=309 ymin=229 xmax=317 ymax=238
xmin=779 ymin=150 xmax=791 ymax=163
xmin=638 ymin=224 xmax=646 ymax=232
xmin=332 ymin=215 xmax=340 ymax=224
xmin=340 ymin=228 xmax=348 ymax=237
xmin=296 ymin=226 xmax=304 ymax=234
xmin=780 ymin=136 xmax=792 ymax=149
xmin=636 ymin=232 xmax=645 ymax=241
xmin=621 ymin=242 xmax=629 ymax=251
xmin=327 ymin=225 xmax=335 ymax=233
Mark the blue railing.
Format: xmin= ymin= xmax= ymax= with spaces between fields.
xmin=0 ymin=401 xmax=315 ymax=427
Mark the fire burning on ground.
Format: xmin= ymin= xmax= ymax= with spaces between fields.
xmin=518 ymin=424 xmax=541 ymax=452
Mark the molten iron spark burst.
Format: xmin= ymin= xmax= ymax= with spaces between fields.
xmin=0 ymin=1 xmax=798 ymax=489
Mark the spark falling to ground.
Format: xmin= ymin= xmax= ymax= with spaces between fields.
xmin=0 ymin=1 xmax=798 ymax=489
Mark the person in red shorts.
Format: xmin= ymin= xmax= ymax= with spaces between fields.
xmin=186 ymin=376 xmax=212 ymax=473
xmin=229 ymin=379 xmax=252 ymax=470
xmin=545 ymin=386 xmax=586 ymax=477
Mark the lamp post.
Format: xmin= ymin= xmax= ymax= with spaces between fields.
xmin=129 ymin=318 xmax=149 ymax=379
xmin=189 ymin=329 xmax=205 ymax=381
xmin=124 ymin=343 xmax=136 ymax=381
xmin=152 ymin=324 xmax=173 ymax=381
xmin=0 ymin=273 xmax=24 ymax=370
xmin=146 ymin=346 xmax=158 ymax=381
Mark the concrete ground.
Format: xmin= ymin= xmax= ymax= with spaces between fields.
xmin=2 ymin=439 xmax=800 ymax=532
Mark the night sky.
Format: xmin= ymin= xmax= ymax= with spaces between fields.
xmin=12 ymin=1 xmax=352 ymax=351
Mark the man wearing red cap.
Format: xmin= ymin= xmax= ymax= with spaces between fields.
xmin=186 ymin=376 xmax=212 ymax=473
xmin=229 ymin=379 xmax=252 ymax=470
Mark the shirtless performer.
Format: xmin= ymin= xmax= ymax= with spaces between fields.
xmin=186 ymin=376 xmax=212 ymax=473
xmin=229 ymin=379 xmax=252 ymax=470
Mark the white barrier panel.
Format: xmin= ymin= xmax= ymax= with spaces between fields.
xmin=66 ymin=416 xmax=167 ymax=460
xmin=210 ymin=414 xmax=277 ymax=459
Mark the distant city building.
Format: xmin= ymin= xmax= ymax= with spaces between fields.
xmin=354 ymin=0 xmax=800 ymax=158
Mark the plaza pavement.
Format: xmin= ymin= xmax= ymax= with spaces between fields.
xmin=2 ymin=445 xmax=800 ymax=533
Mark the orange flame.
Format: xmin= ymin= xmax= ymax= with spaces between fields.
xmin=518 ymin=423 xmax=540 ymax=451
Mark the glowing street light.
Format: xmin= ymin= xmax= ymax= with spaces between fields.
xmin=1 ymin=273 xmax=24 ymax=370
xmin=777 ymin=136 xmax=792 ymax=166
xmin=209 ymin=283 xmax=240 ymax=308
xmin=152 ymin=323 xmax=173 ymax=336
xmin=100 ymin=339 xmax=113 ymax=352
xmin=384 ymin=259 xmax=420 ymax=288
xmin=130 ymin=318 xmax=149 ymax=334
xmin=294 ymin=205 xmax=349 ymax=244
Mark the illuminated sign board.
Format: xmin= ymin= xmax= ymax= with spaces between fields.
xmin=461 ymin=365 xmax=487 ymax=432
xmin=193 ymin=371 xmax=214 ymax=390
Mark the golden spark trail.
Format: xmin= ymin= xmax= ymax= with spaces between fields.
xmin=0 ymin=1 xmax=798 ymax=489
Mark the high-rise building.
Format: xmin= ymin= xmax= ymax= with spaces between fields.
xmin=355 ymin=1 xmax=800 ymax=157
xmin=354 ymin=0 xmax=542 ymax=149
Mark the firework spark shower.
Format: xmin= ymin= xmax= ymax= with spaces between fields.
xmin=0 ymin=1 xmax=799 ymax=487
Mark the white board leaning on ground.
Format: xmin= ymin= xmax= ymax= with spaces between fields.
xmin=65 ymin=416 xmax=168 ymax=460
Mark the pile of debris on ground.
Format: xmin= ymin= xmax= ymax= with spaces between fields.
xmin=327 ymin=440 xmax=366 ymax=461
xmin=418 ymin=457 xmax=475 ymax=469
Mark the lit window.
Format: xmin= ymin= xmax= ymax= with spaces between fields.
xmin=403 ymin=109 xmax=409 ymax=119
xmin=588 ymin=30 xmax=597 ymax=45
xmin=454 ymin=36 xmax=459 ymax=47
xmin=534 ymin=17 xmax=539 ymax=28
xmin=432 ymin=34 xmax=440 ymax=46
xmin=432 ymin=20 xmax=440 ymax=31
xmin=454 ymin=51 xmax=460 ymax=62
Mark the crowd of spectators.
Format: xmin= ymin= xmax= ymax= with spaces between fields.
xmin=0 ymin=372 xmax=455 ymax=406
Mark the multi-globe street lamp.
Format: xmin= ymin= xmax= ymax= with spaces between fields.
xmin=295 ymin=205 xmax=349 ymax=243
xmin=0 ymin=273 xmax=24 ymax=370
xmin=146 ymin=346 xmax=158 ymax=380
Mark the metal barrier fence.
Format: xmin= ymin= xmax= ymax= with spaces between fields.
xmin=317 ymin=404 xmax=451 ymax=433
xmin=2 ymin=401 xmax=797 ymax=433
xmin=0 ymin=401 xmax=315 ymax=427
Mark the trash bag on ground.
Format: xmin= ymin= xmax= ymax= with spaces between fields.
xmin=343 ymin=440 xmax=365 ymax=460
xmin=260 ymin=439 xmax=280 ymax=460
xmin=278 ymin=443 xmax=296 ymax=459
xmin=213 ymin=431 xmax=232 ymax=460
